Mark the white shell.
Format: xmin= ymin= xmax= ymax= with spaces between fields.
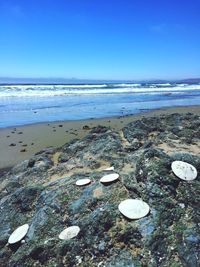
xmin=103 ymin=166 xmax=114 ymax=171
xmin=118 ymin=199 xmax=150 ymax=219
xmin=171 ymin=161 xmax=197 ymax=181
xmin=59 ymin=226 xmax=80 ymax=240
xmin=8 ymin=224 xmax=29 ymax=244
xmin=76 ymin=178 xmax=91 ymax=186
xmin=100 ymin=173 xmax=119 ymax=184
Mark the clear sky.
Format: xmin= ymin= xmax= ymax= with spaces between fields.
xmin=0 ymin=0 xmax=200 ymax=80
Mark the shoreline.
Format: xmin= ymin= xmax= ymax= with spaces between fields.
xmin=1 ymin=105 xmax=200 ymax=169
xmin=1 ymin=104 xmax=200 ymax=130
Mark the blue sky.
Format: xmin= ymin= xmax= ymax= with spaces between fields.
xmin=0 ymin=0 xmax=200 ymax=80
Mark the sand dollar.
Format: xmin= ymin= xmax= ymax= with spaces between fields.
xmin=75 ymin=178 xmax=91 ymax=186
xmin=118 ymin=199 xmax=150 ymax=219
xmin=100 ymin=173 xmax=119 ymax=184
xmin=59 ymin=226 xmax=80 ymax=240
xmin=171 ymin=161 xmax=197 ymax=181
xmin=103 ymin=166 xmax=115 ymax=171
xmin=8 ymin=224 xmax=29 ymax=244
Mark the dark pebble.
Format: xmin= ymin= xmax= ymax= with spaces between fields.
xmin=9 ymin=143 xmax=16 ymax=147
xmin=82 ymin=125 xmax=90 ymax=130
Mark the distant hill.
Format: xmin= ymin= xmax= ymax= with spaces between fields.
xmin=0 ymin=77 xmax=199 ymax=85
xmin=0 ymin=77 xmax=133 ymax=85
xmin=180 ymin=78 xmax=200 ymax=83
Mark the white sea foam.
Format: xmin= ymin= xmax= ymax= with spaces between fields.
xmin=176 ymin=83 xmax=188 ymax=87
xmin=151 ymin=83 xmax=172 ymax=86
xmin=2 ymin=84 xmax=107 ymax=89
xmin=0 ymin=83 xmax=200 ymax=97
xmin=112 ymin=83 xmax=141 ymax=87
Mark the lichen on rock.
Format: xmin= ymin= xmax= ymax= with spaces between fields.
xmin=0 ymin=113 xmax=199 ymax=266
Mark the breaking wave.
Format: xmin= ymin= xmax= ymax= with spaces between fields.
xmin=0 ymin=83 xmax=200 ymax=97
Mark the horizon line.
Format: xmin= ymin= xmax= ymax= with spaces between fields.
xmin=0 ymin=76 xmax=200 ymax=83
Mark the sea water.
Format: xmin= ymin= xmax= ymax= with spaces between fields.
xmin=0 ymin=82 xmax=200 ymax=128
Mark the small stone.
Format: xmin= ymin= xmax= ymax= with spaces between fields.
xmin=9 ymin=143 xmax=16 ymax=147
xmin=118 ymin=199 xmax=150 ymax=219
xmin=8 ymin=224 xmax=29 ymax=244
xmin=76 ymin=178 xmax=91 ymax=186
xmin=171 ymin=161 xmax=197 ymax=181
xmin=59 ymin=226 xmax=80 ymax=240
xmin=100 ymin=173 xmax=119 ymax=184
xmin=82 ymin=125 xmax=90 ymax=130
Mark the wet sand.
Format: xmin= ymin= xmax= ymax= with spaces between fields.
xmin=1 ymin=105 xmax=200 ymax=169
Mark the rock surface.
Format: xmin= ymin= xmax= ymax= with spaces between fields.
xmin=0 ymin=113 xmax=200 ymax=266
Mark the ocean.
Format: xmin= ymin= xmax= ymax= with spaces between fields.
xmin=0 ymin=82 xmax=200 ymax=128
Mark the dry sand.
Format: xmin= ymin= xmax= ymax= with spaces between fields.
xmin=1 ymin=105 xmax=200 ymax=169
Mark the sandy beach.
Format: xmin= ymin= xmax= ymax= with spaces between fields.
xmin=1 ymin=105 xmax=200 ymax=170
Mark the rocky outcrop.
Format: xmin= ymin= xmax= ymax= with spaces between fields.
xmin=0 ymin=113 xmax=199 ymax=266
